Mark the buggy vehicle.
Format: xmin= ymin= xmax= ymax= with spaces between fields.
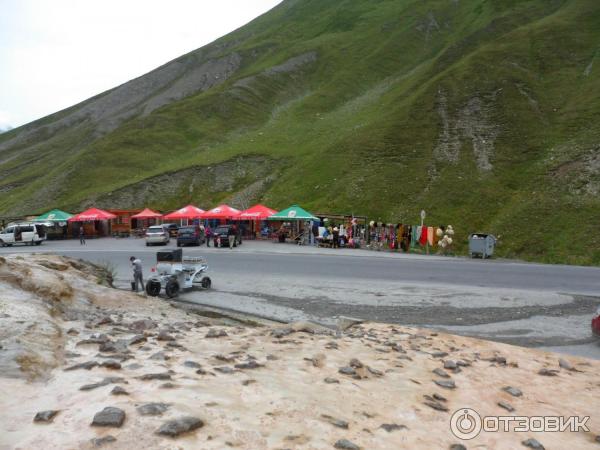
xmin=145 ymin=249 xmax=211 ymax=298
xmin=0 ymin=223 xmax=46 ymax=246
xmin=212 ymin=224 xmax=242 ymax=248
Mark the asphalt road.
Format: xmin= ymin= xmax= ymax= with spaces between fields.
xmin=2 ymin=238 xmax=599 ymax=358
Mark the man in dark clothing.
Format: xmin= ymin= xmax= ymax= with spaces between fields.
xmin=228 ymin=225 xmax=236 ymax=249
xmin=205 ymin=225 xmax=211 ymax=247
xmin=79 ymin=226 xmax=86 ymax=245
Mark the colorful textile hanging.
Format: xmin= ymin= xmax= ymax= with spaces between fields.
xmin=427 ymin=226 xmax=434 ymax=246
xmin=420 ymin=226 xmax=428 ymax=246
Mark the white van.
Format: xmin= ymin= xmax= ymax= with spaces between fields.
xmin=0 ymin=223 xmax=46 ymax=246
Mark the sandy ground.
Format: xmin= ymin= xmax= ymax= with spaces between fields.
xmin=0 ymin=254 xmax=599 ymax=449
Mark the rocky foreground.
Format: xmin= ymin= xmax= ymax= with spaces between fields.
xmin=0 ymin=255 xmax=599 ymax=449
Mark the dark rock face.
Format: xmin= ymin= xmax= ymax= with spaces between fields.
xmin=156 ymin=416 xmax=204 ymax=437
xmin=91 ymin=407 xmax=126 ymax=427
xmin=334 ymin=439 xmax=360 ymax=450
xmin=137 ymin=402 xmax=170 ymax=416
xmin=33 ymin=410 xmax=59 ymax=423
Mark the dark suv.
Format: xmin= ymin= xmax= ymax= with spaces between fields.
xmin=213 ymin=225 xmax=242 ymax=247
xmin=162 ymin=223 xmax=179 ymax=237
xmin=177 ymin=225 xmax=204 ymax=247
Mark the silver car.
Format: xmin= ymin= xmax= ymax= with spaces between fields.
xmin=145 ymin=225 xmax=170 ymax=246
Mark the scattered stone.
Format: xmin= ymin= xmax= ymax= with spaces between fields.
xmin=456 ymin=360 xmax=470 ymax=367
xmin=205 ymin=328 xmax=228 ymax=338
xmin=67 ymin=328 xmax=79 ymax=335
xmin=558 ymin=358 xmax=574 ymax=370
xmin=234 ymin=360 xmax=262 ymax=370
xmin=157 ymin=330 xmax=175 ymax=341
xmin=432 ymin=368 xmax=450 ymax=378
xmin=538 ymin=368 xmax=559 ymax=377
xmin=595 ymin=435 xmax=600 ymax=443
xmin=195 ymin=368 xmax=207 ymax=375
xmin=111 ymin=386 xmax=129 ymax=396
xmin=321 ymin=414 xmax=349 ymax=429
xmin=215 ymin=354 xmax=236 ymax=362
xmin=242 ymin=379 xmax=256 ymax=386
xmin=325 ymin=341 xmax=339 ymax=350
xmin=502 ymin=386 xmax=522 ymax=397
xmin=271 ymin=327 xmax=293 ymax=338
xmin=498 ymin=401 xmax=515 ymax=412
xmin=76 ymin=335 xmax=110 ymax=346
xmin=449 ymin=445 xmax=466 ymax=450
xmin=433 ymin=393 xmax=447 ymax=402
xmin=166 ymin=342 xmax=185 ymax=349
xmin=149 ymin=351 xmax=170 ymax=361
xmin=96 ymin=316 xmax=114 ymax=326
xmin=349 ymin=358 xmax=363 ymax=368
xmin=324 ymin=377 xmax=340 ymax=384
xmin=266 ymin=354 xmax=278 ymax=360
xmin=184 ymin=360 xmax=202 ymax=369
xmin=91 ymin=407 xmax=125 ymax=427
xmin=334 ymin=439 xmax=360 ymax=450
xmin=443 ymin=360 xmax=457 ymax=370
xmin=128 ymin=334 xmax=147 ymax=345
xmin=137 ymin=372 xmax=172 ymax=381
xmin=137 ymin=402 xmax=170 ymax=416
xmin=495 ymin=356 xmax=507 ymax=365
xmin=99 ymin=340 xmax=128 ymax=353
xmin=380 ymin=423 xmax=407 ymax=432
xmin=125 ymin=363 xmax=143 ymax=370
xmin=100 ymin=360 xmax=122 ymax=370
xmin=522 ymin=438 xmax=545 ymax=449
xmin=129 ymin=319 xmax=157 ymax=332
xmin=65 ymin=351 xmax=81 ymax=358
xmin=367 ymin=366 xmax=383 ymax=377
xmin=91 ymin=435 xmax=117 ymax=447
xmin=156 ymin=416 xmax=204 ymax=437
xmin=339 ymin=366 xmax=357 ymax=376
xmin=214 ymin=366 xmax=235 ymax=374
xmin=80 ymin=377 xmax=126 ymax=391
xmin=34 ymin=410 xmax=59 ymax=423
xmin=431 ymin=351 xmax=448 ymax=358
xmin=65 ymin=361 xmax=98 ymax=371
xmin=424 ymin=400 xmax=449 ymax=412
xmin=434 ymin=379 xmax=456 ymax=389
xmin=160 ymin=382 xmax=178 ymax=389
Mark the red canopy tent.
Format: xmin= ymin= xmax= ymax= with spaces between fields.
xmin=201 ymin=204 xmax=241 ymax=220
xmin=163 ymin=205 xmax=205 ymax=221
xmin=239 ymin=204 xmax=278 ymax=220
xmin=67 ymin=207 xmax=117 ymax=237
xmin=131 ymin=208 xmax=163 ymax=219
xmin=68 ymin=207 xmax=117 ymax=222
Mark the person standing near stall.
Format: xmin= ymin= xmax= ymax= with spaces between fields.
xmin=79 ymin=226 xmax=86 ymax=245
xmin=205 ymin=224 xmax=212 ymax=247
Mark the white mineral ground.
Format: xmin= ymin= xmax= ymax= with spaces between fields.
xmin=0 ymin=255 xmax=598 ymax=449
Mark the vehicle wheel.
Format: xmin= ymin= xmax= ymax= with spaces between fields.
xmin=177 ymin=242 xmax=181 ymax=247
xmin=146 ymin=280 xmax=161 ymax=297
xmin=35 ymin=241 xmax=42 ymax=246
xmin=146 ymin=243 xmax=149 ymax=246
xmin=165 ymin=279 xmax=179 ymax=298
xmin=201 ymin=276 xmax=211 ymax=289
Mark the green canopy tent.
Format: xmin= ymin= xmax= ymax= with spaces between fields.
xmin=267 ymin=204 xmax=318 ymax=221
xmin=33 ymin=209 xmax=73 ymax=240
xmin=33 ymin=209 xmax=73 ymax=222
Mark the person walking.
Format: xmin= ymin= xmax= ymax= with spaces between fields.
xmin=205 ymin=225 xmax=211 ymax=247
xmin=332 ymin=226 xmax=340 ymax=249
xmin=130 ymin=256 xmax=143 ymax=292
xmin=228 ymin=224 xmax=236 ymax=249
xmin=79 ymin=226 xmax=86 ymax=245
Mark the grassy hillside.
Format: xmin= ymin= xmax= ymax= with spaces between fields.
xmin=1 ymin=0 xmax=599 ymax=264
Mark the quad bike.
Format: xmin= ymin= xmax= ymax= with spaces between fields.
xmin=145 ymin=249 xmax=211 ymax=298
xmin=592 ymin=306 xmax=600 ymax=338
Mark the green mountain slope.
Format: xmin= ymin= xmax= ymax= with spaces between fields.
xmin=1 ymin=0 xmax=599 ymax=264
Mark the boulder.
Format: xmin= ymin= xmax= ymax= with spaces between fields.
xmin=91 ymin=407 xmax=125 ymax=427
xmin=156 ymin=416 xmax=204 ymax=437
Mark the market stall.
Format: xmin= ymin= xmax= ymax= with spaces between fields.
xmin=239 ymin=204 xmax=278 ymax=239
xmin=32 ymin=209 xmax=73 ymax=240
xmin=107 ymin=209 xmax=141 ymax=237
xmin=163 ymin=205 xmax=205 ymax=226
xmin=130 ymin=208 xmax=163 ymax=236
xmin=67 ymin=207 xmax=117 ymax=238
xmin=267 ymin=204 xmax=318 ymax=244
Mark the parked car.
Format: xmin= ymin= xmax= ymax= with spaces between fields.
xmin=593 ymin=306 xmax=600 ymax=338
xmin=212 ymin=225 xmax=242 ymax=248
xmin=0 ymin=223 xmax=46 ymax=246
xmin=145 ymin=225 xmax=170 ymax=246
xmin=177 ymin=225 xmax=204 ymax=247
xmin=162 ymin=223 xmax=179 ymax=237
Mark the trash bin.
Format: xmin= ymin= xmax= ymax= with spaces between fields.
xmin=468 ymin=233 xmax=496 ymax=259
